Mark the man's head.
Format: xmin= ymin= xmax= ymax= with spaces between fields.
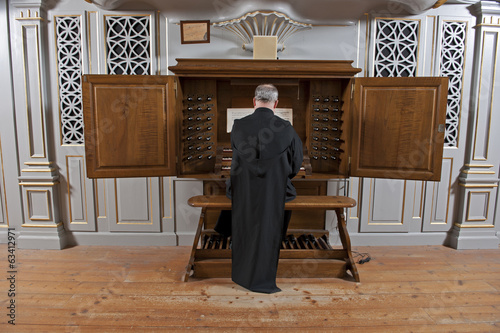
xmin=253 ymin=84 xmax=279 ymax=110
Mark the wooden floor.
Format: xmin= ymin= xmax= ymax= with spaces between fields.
xmin=1 ymin=244 xmax=499 ymax=332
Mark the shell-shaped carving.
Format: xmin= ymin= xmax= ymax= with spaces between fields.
xmin=213 ymin=11 xmax=312 ymax=52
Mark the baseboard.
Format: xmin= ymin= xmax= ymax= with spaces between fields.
xmin=17 ymin=228 xmax=68 ymax=250
xmin=346 ymin=232 xmax=448 ymax=247
xmin=65 ymin=232 xmax=178 ymax=247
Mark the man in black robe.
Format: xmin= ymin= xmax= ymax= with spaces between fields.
xmin=216 ymin=84 xmax=303 ymax=293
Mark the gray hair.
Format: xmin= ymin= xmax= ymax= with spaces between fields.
xmin=254 ymin=84 xmax=278 ymax=103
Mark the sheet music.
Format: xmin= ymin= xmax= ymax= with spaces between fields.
xmin=226 ymin=108 xmax=293 ymax=132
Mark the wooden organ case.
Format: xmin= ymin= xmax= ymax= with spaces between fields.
xmin=82 ymin=59 xmax=448 ymax=280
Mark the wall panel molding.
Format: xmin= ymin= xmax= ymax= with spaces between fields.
xmin=107 ymin=178 xmax=161 ymax=232
xmin=0 ymin=137 xmax=8 ymax=228
xmin=63 ymin=155 xmax=97 ymax=231
xmin=162 ymin=177 xmax=173 ymax=219
xmin=21 ymin=23 xmax=47 ymax=159
xmin=423 ymin=157 xmax=454 ymax=232
xmin=472 ymin=30 xmax=497 ymax=161
xmin=466 ymin=190 xmax=490 ymax=221
xmin=26 ymin=189 xmax=51 ymax=221
xmin=360 ymin=178 xmax=411 ymax=232
xmin=95 ymin=179 xmax=107 ymax=218
xmin=174 ymin=179 xmax=203 ymax=245
xmin=160 ymin=176 xmax=176 ymax=245
xmin=346 ymin=177 xmax=361 ymax=235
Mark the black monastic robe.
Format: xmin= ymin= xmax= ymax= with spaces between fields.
xmin=218 ymin=107 xmax=303 ymax=293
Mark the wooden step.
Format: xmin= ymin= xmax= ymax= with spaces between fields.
xmin=192 ymin=258 xmax=347 ymax=279
xmin=195 ymin=248 xmax=347 ymax=260
xmin=188 ymin=195 xmax=356 ymax=210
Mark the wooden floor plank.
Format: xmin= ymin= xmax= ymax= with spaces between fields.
xmin=1 ymin=323 xmax=499 ymax=333
xmin=14 ymin=279 xmax=497 ymax=297
xmin=12 ymin=307 xmax=437 ymax=327
xmin=359 ymin=269 xmax=500 ymax=282
xmin=0 ymin=244 xmax=499 ymax=331
xmin=424 ymin=305 xmax=500 ymax=324
xmin=486 ymin=279 xmax=500 ymax=291
xmin=7 ymin=292 xmax=500 ymax=313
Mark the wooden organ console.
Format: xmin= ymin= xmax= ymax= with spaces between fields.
xmin=82 ymin=59 xmax=448 ymax=281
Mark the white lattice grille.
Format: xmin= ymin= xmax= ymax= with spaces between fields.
xmin=55 ymin=16 xmax=84 ymax=145
xmin=440 ymin=21 xmax=467 ymax=147
xmin=374 ymin=19 xmax=419 ymax=77
xmin=105 ymin=15 xmax=151 ymax=75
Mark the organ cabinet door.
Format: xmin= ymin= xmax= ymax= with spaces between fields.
xmin=349 ymin=77 xmax=448 ymax=181
xmin=82 ymin=75 xmax=178 ymax=178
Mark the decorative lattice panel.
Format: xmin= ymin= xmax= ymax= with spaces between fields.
xmin=374 ymin=19 xmax=419 ymax=77
xmin=440 ymin=21 xmax=467 ymax=147
xmin=55 ymin=16 xmax=84 ymax=145
xmin=105 ymin=15 xmax=151 ymax=75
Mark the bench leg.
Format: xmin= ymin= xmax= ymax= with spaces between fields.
xmin=184 ymin=207 xmax=207 ymax=282
xmin=335 ymin=208 xmax=360 ymax=282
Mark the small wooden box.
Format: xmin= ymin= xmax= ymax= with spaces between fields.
xmin=253 ymin=36 xmax=277 ymax=59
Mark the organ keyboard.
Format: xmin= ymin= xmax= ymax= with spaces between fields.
xmin=215 ymin=146 xmax=312 ymax=177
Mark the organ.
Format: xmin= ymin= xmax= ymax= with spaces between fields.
xmin=82 ymin=59 xmax=448 ymax=280
xmin=82 ymin=59 xmax=448 ymax=181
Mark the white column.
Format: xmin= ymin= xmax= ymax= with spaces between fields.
xmin=448 ymin=0 xmax=500 ymax=249
xmin=10 ymin=0 xmax=67 ymax=249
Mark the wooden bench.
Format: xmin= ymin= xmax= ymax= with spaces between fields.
xmin=185 ymin=195 xmax=359 ymax=282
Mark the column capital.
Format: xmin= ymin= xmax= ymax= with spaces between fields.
xmin=10 ymin=0 xmax=49 ymax=10
xmin=10 ymin=0 xmax=53 ymax=21
xmin=469 ymin=0 xmax=500 ymax=20
xmin=84 ymin=0 xmax=125 ymax=10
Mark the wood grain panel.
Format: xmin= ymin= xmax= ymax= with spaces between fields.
xmin=95 ymin=87 xmax=165 ymax=167
xmin=351 ymin=77 xmax=448 ymax=181
xmin=82 ymin=75 xmax=177 ymax=178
